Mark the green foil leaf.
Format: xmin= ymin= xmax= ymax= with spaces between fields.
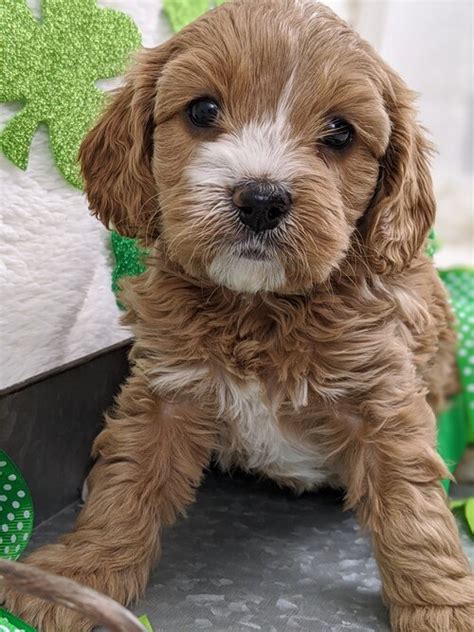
xmin=0 ymin=0 xmax=141 ymax=188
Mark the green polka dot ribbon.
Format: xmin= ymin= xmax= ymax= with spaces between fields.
xmin=0 ymin=610 xmax=36 ymax=632
xmin=0 ymin=452 xmax=34 ymax=562
xmin=0 ymin=459 xmax=35 ymax=632
xmin=440 ymin=268 xmax=474 ymax=437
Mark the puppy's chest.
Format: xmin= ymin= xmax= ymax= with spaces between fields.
xmin=215 ymin=376 xmax=331 ymax=489
xmin=152 ymin=364 xmax=331 ymax=490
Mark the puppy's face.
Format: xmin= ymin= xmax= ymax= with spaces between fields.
xmin=81 ymin=0 xmax=435 ymax=294
xmin=154 ymin=2 xmax=388 ymax=293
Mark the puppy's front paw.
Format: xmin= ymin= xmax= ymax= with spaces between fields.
xmin=5 ymin=544 xmax=135 ymax=632
xmin=4 ymin=544 xmax=93 ymax=632
xmin=390 ymin=603 xmax=474 ymax=632
xmin=4 ymin=590 xmax=93 ymax=632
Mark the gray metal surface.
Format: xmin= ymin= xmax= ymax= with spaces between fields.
xmin=29 ymin=471 xmax=474 ymax=632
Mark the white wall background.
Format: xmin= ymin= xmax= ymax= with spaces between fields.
xmin=348 ymin=0 xmax=473 ymax=269
xmin=0 ymin=0 xmax=171 ymax=389
xmin=1 ymin=0 xmax=472 ymax=389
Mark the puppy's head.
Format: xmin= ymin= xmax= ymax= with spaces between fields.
xmin=80 ymin=0 xmax=435 ymax=294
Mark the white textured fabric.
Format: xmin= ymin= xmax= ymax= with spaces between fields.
xmin=0 ymin=1 xmax=172 ymax=389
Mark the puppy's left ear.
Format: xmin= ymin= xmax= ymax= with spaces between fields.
xmin=364 ymin=70 xmax=436 ymax=274
xmin=79 ymin=46 xmax=171 ymax=239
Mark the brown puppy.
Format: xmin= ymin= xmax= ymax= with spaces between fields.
xmin=6 ymin=1 xmax=473 ymax=630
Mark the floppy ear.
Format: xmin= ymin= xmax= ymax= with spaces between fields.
xmin=79 ymin=48 xmax=169 ymax=239
xmin=364 ymin=71 xmax=436 ymax=274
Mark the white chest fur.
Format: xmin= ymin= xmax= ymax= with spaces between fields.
xmin=151 ymin=365 xmax=330 ymax=490
xmin=214 ymin=376 xmax=330 ymax=490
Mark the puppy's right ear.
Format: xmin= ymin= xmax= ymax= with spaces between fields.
xmin=79 ymin=48 xmax=168 ymax=239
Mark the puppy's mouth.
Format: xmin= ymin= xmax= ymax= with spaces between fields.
xmin=232 ymin=237 xmax=274 ymax=261
xmin=238 ymin=246 xmax=269 ymax=261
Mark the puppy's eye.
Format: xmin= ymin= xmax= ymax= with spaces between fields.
xmin=187 ymin=98 xmax=220 ymax=128
xmin=322 ymin=118 xmax=354 ymax=149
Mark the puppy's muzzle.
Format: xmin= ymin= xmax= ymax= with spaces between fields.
xmin=232 ymin=180 xmax=291 ymax=233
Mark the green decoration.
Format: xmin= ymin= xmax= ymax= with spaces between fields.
xmin=0 ymin=603 xmax=154 ymax=631
xmin=425 ymin=229 xmax=440 ymax=259
xmin=451 ymin=497 xmax=474 ymax=536
xmin=439 ymin=268 xmax=474 ymax=441
xmin=139 ymin=615 xmax=154 ymax=631
xmin=438 ymin=392 xmax=467 ymax=493
xmin=0 ymin=451 xmax=34 ymax=562
xmin=163 ymin=0 xmax=227 ymax=32
xmin=111 ymin=232 xmax=148 ymax=299
xmin=0 ymin=609 xmax=36 ymax=632
xmin=0 ymin=0 xmax=141 ymax=188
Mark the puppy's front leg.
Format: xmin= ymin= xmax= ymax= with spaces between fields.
xmin=4 ymin=370 xmax=216 ymax=632
xmin=342 ymin=392 xmax=474 ymax=632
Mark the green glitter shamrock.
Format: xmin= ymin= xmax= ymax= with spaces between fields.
xmin=0 ymin=0 xmax=141 ymax=188
xmin=163 ymin=0 xmax=227 ymax=32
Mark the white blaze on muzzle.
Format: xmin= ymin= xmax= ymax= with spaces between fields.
xmin=186 ymin=116 xmax=303 ymax=190
xmin=186 ymin=109 xmax=301 ymax=293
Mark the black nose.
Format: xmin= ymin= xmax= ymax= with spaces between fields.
xmin=232 ymin=181 xmax=291 ymax=232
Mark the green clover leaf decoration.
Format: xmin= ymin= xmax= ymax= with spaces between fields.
xmin=163 ymin=0 xmax=227 ymax=32
xmin=0 ymin=0 xmax=141 ymax=188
